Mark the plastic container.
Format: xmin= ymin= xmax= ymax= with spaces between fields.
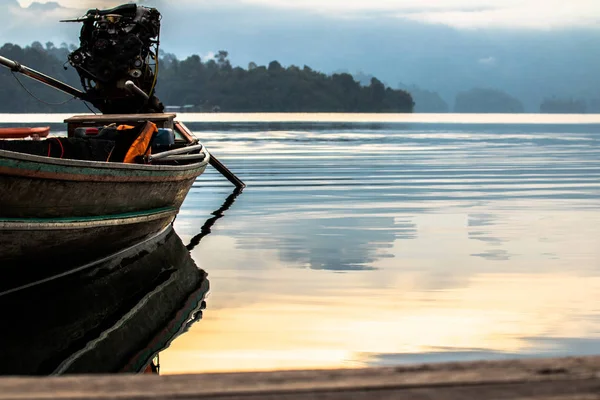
xmin=152 ymin=128 xmax=175 ymax=151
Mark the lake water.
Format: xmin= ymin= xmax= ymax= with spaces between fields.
xmin=3 ymin=113 xmax=600 ymax=375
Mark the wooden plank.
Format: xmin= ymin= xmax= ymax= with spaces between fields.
xmin=64 ymin=114 xmax=176 ymax=136
xmin=64 ymin=114 xmax=177 ymax=123
xmin=0 ymin=356 xmax=599 ymax=399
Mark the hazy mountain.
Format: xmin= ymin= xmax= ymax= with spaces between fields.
xmin=398 ymin=84 xmax=449 ymax=113
xmin=540 ymin=98 xmax=588 ymax=114
xmin=454 ymin=88 xmax=524 ymax=113
xmin=589 ymin=99 xmax=600 ymax=113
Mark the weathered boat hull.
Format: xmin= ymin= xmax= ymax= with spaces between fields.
xmin=0 ymin=144 xmax=209 ymax=266
xmin=0 ymin=148 xmax=208 ymax=218
xmin=0 ymin=208 xmax=177 ymax=269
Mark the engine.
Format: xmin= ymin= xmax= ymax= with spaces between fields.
xmin=63 ymin=4 xmax=164 ymax=114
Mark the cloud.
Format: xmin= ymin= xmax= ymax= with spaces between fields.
xmin=1 ymin=1 xmax=79 ymax=45
xmin=238 ymin=0 xmax=498 ymax=13
xmin=17 ymin=0 xmax=118 ymax=7
xmin=203 ymin=51 xmax=216 ymax=61
xmin=4 ymin=0 xmax=600 ymax=111
xmin=403 ymin=1 xmax=600 ymax=30
xmin=26 ymin=1 xmax=62 ymax=10
xmin=478 ymin=56 xmax=497 ymax=66
xmin=13 ymin=0 xmax=600 ymax=29
xmin=208 ymin=0 xmax=599 ymax=29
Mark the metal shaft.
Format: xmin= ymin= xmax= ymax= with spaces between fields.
xmin=125 ymin=80 xmax=150 ymax=101
xmin=0 ymin=54 xmax=87 ymax=100
xmin=148 ymin=144 xmax=204 ymax=161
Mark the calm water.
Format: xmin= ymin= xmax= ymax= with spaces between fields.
xmin=4 ymin=113 xmax=600 ymax=374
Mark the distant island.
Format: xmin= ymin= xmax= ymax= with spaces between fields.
xmin=540 ymin=98 xmax=587 ymax=114
xmin=398 ymin=84 xmax=449 ymax=113
xmin=454 ymin=88 xmax=525 ymax=114
xmin=0 ymin=42 xmax=413 ymax=113
xmin=1 ymin=42 xmax=598 ymax=114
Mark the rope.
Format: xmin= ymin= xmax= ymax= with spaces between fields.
xmin=55 ymin=138 xmax=65 ymax=158
xmin=83 ymin=101 xmax=98 ymax=115
xmin=106 ymin=145 xmax=115 ymax=162
xmin=11 ymin=71 xmax=77 ymax=106
xmin=47 ymin=138 xmax=65 ymax=158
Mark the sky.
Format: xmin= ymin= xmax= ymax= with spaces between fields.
xmin=10 ymin=0 xmax=600 ymax=29
xmin=4 ymin=0 xmax=600 ymax=110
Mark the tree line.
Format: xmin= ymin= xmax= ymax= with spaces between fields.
xmin=1 ymin=42 xmax=596 ymax=114
xmin=0 ymin=42 xmax=88 ymax=113
xmin=0 ymin=43 xmax=414 ymax=113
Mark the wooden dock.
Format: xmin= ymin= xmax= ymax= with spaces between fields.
xmin=0 ymin=356 xmax=599 ymax=399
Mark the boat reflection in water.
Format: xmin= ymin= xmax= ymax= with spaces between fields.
xmin=0 ymin=187 xmax=242 ymax=375
xmin=0 ymin=224 xmax=208 ymax=375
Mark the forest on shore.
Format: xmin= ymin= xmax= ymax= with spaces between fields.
xmin=0 ymin=42 xmax=596 ymax=114
xmin=0 ymin=42 xmax=413 ymax=113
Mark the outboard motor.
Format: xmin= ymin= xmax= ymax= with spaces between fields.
xmin=62 ymin=4 xmax=164 ymax=114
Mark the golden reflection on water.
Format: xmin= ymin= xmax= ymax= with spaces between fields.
xmin=163 ymin=205 xmax=600 ymax=374
xmin=2 ymin=113 xmax=598 ymax=375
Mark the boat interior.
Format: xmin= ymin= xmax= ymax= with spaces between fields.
xmin=0 ymin=114 xmax=206 ymax=166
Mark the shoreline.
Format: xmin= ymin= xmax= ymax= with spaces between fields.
xmin=1 ymin=355 xmax=598 ymax=399
xmin=1 ymin=112 xmax=600 ymax=125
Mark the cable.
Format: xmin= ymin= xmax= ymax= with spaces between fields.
xmin=11 ymin=71 xmax=76 ymax=106
xmin=148 ymin=26 xmax=160 ymax=96
xmin=83 ymin=101 xmax=97 ymax=115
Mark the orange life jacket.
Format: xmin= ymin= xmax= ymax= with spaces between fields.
xmin=122 ymin=122 xmax=158 ymax=163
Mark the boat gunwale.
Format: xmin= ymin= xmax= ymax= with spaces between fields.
xmin=0 ymin=207 xmax=177 ymax=230
xmin=0 ymin=147 xmax=210 ymax=172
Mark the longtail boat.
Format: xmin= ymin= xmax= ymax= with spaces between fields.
xmin=0 ymin=114 xmax=211 ymax=267
xmin=0 ymin=3 xmax=244 ymax=267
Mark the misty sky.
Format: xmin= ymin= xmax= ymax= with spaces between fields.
xmin=11 ymin=0 xmax=600 ymax=29
xmin=4 ymin=0 xmax=600 ymax=109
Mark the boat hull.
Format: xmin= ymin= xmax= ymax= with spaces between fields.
xmin=0 ymin=145 xmax=209 ymax=266
xmin=0 ymin=149 xmax=208 ymax=218
xmin=0 ymin=208 xmax=177 ymax=270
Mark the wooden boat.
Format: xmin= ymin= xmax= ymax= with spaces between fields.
xmin=0 ymin=13 xmax=244 ymax=268
xmin=0 ymin=113 xmax=211 ymax=267
xmin=0 ymin=126 xmax=50 ymax=139
xmin=0 ymin=225 xmax=209 ymax=375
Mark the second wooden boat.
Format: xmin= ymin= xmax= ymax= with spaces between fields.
xmin=0 ymin=126 xmax=50 ymax=139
